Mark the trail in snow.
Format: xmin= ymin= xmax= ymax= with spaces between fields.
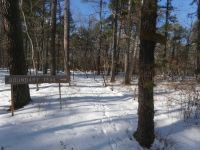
xmin=0 ymin=72 xmax=138 ymax=150
xmin=0 ymin=71 xmax=200 ymax=150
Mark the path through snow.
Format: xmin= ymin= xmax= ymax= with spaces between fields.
xmin=0 ymin=71 xmax=200 ymax=150
xmin=0 ymin=72 xmax=138 ymax=150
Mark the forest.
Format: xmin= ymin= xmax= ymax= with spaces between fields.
xmin=0 ymin=0 xmax=200 ymax=150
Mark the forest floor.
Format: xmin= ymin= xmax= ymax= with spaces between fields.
xmin=0 ymin=69 xmax=200 ymax=150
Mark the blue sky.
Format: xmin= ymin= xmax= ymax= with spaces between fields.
xmin=162 ymin=0 xmax=197 ymax=27
xmin=71 ymin=0 xmax=93 ymax=17
xmin=71 ymin=0 xmax=100 ymax=23
xmin=71 ymin=0 xmax=197 ymax=28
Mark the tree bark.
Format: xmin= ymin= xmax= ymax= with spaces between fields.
xmin=97 ymin=0 xmax=103 ymax=75
xmin=64 ymin=0 xmax=70 ymax=81
xmin=134 ymin=0 xmax=157 ymax=148
xmin=110 ymin=0 xmax=119 ymax=82
xmin=50 ymin=0 xmax=57 ymax=75
xmin=43 ymin=18 xmax=50 ymax=75
xmin=1 ymin=0 xmax=31 ymax=109
xmin=130 ymin=0 xmax=141 ymax=76
xmin=124 ymin=0 xmax=132 ymax=85
xmin=196 ymin=0 xmax=200 ymax=74
xmin=42 ymin=0 xmax=47 ymax=74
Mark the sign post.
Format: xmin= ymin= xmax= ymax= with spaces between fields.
xmin=11 ymin=84 xmax=14 ymax=116
xmin=59 ymin=83 xmax=62 ymax=109
xmin=5 ymin=75 xmax=69 ymax=116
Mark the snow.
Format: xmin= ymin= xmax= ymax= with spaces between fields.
xmin=0 ymin=69 xmax=200 ymax=150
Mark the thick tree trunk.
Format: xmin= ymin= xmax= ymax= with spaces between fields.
xmin=50 ymin=0 xmax=57 ymax=75
xmin=64 ymin=0 xmax=70 ymax=81
xmin=110 ymin=0 xmax=119 ymax=82
xmin=134 ymin=0 xmax=157 ymax=148
xmin=0 ymin=22 xmax=3 ymax=67
xmin=1 ymin=0 xmax=31 ymax=109
xmin=196 ymin=1 xmax=200 ymax=74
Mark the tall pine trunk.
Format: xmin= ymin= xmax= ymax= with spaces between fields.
xmin=196 ymin=1 xmax=200 ymax=74
xmin=1 ymin=0 xmax=31 ymax=109
xmin=50 ymin=0 xmax=57 ymax=75
xmin=134 ymin=0 xmax=157 ymax=148
xmin=97 ymin=0 xmax=103 ymax=75
xmin=43 ymin=19 xmax=50 ymax=74
xmin=64 ymin=0 xmax=70 ymax=81
xmin=124 ymin=0 xmax=132 ymax=85
xmin=42 ymin=0 xmax=47 ymax=74
xmin=110 ymin=0 xmax=119 ymax=82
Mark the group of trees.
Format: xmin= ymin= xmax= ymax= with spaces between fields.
xmin=0 ymin=0 xmax=71 ymax=108
xmin=0 ymin=0 xmax=200 ymax=148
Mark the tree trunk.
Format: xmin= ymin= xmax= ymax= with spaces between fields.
xmin=43 ymin=18 xmax=50 ymax=74
xmin=124 ymin=0 xmax=132 ymax=85
xmin=64 ymin=0 xmax=70 ymax=81
xmin=97 ymin=0 xmax=103 ymax=75
xmin=130 ymin=36 xmax=140 ymax=75
xmin=43 ymin=36 xmax=49 ymax=74
xmin=1 ymin=0 xmax=31 ymax=109
xmin=163 ymin=0 xmax=170 ymax=59
xmin=196 ymin=1 xmax=200 ymax=74
xmin=134 ymin=0 xmax=157 ymax=148
xmin=130 ymin=0 xmax=141 ymax=76
xmin=50 ymin=0 xmax=57 ymax=75
xmin=0 ymin=22 xmax=3 ymax=67
xmin=115 ymin=0 xmax=123 ymax=75
xmin=41 ymin=0 xmax=47 ymax=74
xmin=110 ymin=0 xmax=119 ymax=82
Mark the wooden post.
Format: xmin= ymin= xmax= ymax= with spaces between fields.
xmin=59 ymin=82 xmax=62 ymax=109
xmin=36 ymin=69 xmax=39 ymax=91
xmin=11 ymin=84 xmax=14 ymax=116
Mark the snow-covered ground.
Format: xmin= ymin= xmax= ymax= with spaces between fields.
xmin=0 ymin=69 xmax=200 ymax=150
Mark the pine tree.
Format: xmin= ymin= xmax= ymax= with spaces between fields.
xmin=64 ymin=0 xmax=70 ymax=81
xmin=0 ymin=0 xmax=31 ymax=109
xmin=110 ymin=0 xmax=119 ymax=82
xmin=124 ymin=0 xmax=134 ymax=85
xmin=50 ymin=0 xmax=57 ymax=75
xmin=196 ymin=0 xmax=200 ymax=74
xmin=134 ymin=0 xmax=157 ymax=148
